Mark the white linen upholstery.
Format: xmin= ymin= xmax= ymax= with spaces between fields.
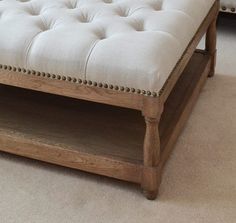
xmin=221 ymin=0 xmax=236 ymax=12
xmin=0 ymin=0 xmax=215 ymax=93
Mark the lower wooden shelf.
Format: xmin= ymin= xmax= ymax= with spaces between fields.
xmin=0 ymin=51 xmax=211 ymax=184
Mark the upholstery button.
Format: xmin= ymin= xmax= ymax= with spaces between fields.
xmin=79 ymin=17 xmax=92 ymax=23
xmin=130 ymin=20 xmax=145 ymax=32
xmin=98 ymin=33 xmax=106 ymax=40
xmin=103 ymin=0 xmax=113 ymax=3
xmin=66 ymin=2 xmax=76 ymax=9
xmin=151 ymin=3 xmax=162 ymax=11
xmin=78 ymin=12 xmax=93 ymax=23
xmin=94 ymin=29 xmax=107 ymax=40
xmin=17 ymin=0 xmax=31 ymax=2
xmin=40 ymin=23 xmax=52 ymax=31
xmin=117 ymin=10 xmax=130 ymax=17
xmin=29 ymin=10 xmax=40 ymax=16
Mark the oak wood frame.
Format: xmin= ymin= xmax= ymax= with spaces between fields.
xmin=0 ymin=1 xmax=219 ymax=200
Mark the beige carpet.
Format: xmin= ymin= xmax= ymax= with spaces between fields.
xmin=0 ymin=16 xmax=235 ymax=223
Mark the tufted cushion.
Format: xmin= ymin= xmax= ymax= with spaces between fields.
xmin=0 ymin=0 xmax=215 ymax=93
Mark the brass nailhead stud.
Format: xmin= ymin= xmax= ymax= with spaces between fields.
xmin=0 ymin=64 xmax=158 ymax=98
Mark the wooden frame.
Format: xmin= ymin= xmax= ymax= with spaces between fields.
xmin=0 ymin=0 xmax=219 ymax=200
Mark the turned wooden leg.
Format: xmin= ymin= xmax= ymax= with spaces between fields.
xmin=141 ymin=117 xmax=161 ymax=200
xmin=206 ymin=12 xmax=218 ymax=77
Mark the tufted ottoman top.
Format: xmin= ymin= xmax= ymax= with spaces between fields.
xmin=0 ymin=0 xmax=215 ymax=94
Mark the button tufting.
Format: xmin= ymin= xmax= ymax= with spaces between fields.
xmin=0 ymin=0 xmax=216 ymax=95
xmin=151 ymin=2 xmax=162 ymax=11
xmin=117 ymin=9 xmax=130 ymax=17
xmin=94 ymin=29 xmax=107 ymax=40
xmin=129 ymin=19 xmax=145 ymax=32
xmin=40 ymin=22 xmax=53 ymax=31
xmin=66 ymin=2 xmax=76 ymax=9
xmin=77 ymin=11 xmax=94 ymax=23
xmin=78 ymin=16 xmax=92 ymax=23
xmin=17 ymin=0 xmax=31 ymax=2
xmin=103 ymin=0 xmax=113 ymax=4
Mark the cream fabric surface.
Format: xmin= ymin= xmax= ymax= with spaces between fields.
xmin=0 ymin=0 xmax=215 ymax=92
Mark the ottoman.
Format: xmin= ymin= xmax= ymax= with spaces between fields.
xmin=0 ymin=0 xmax=219 ymax=200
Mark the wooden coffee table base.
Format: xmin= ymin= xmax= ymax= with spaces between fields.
xmin=0 ymin=1 xmax=219 ymax=200
xmin=0 ymin=50 xmax=210 ymax=199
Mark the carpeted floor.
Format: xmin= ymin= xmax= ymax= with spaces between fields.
xmin=0 ymin=15 xmax=235 ymax=223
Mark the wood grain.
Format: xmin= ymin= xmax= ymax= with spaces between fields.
xmin=0 ymin=51 xmax=211 ymax=197
xmin=0 ymin=70 xmax=144 ymax=110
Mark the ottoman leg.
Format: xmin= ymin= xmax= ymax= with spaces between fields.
xmin=141 ymin=116 xmax=162 ymax=200
xmin=206 ymin=14 xmax=217 ymax=77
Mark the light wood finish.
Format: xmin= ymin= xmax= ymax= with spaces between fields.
xmin=0 ymin=1 xmax=219 ymax=199
xmin=142 ymin=117 xmax=161 ymax=200
xmin=0 ymin=51 xmax=212 ymax=198
xmin=0 ymin=69 xmax=145 ymax=111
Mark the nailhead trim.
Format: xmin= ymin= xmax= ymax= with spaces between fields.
xmin=0 ymin=64 xmax=158 ymax=97
xmin=221 ymin=6 xmax=236 ymax=13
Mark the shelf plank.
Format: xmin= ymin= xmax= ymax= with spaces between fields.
xmin=0 ymin=86 xmax=145 ymax=163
